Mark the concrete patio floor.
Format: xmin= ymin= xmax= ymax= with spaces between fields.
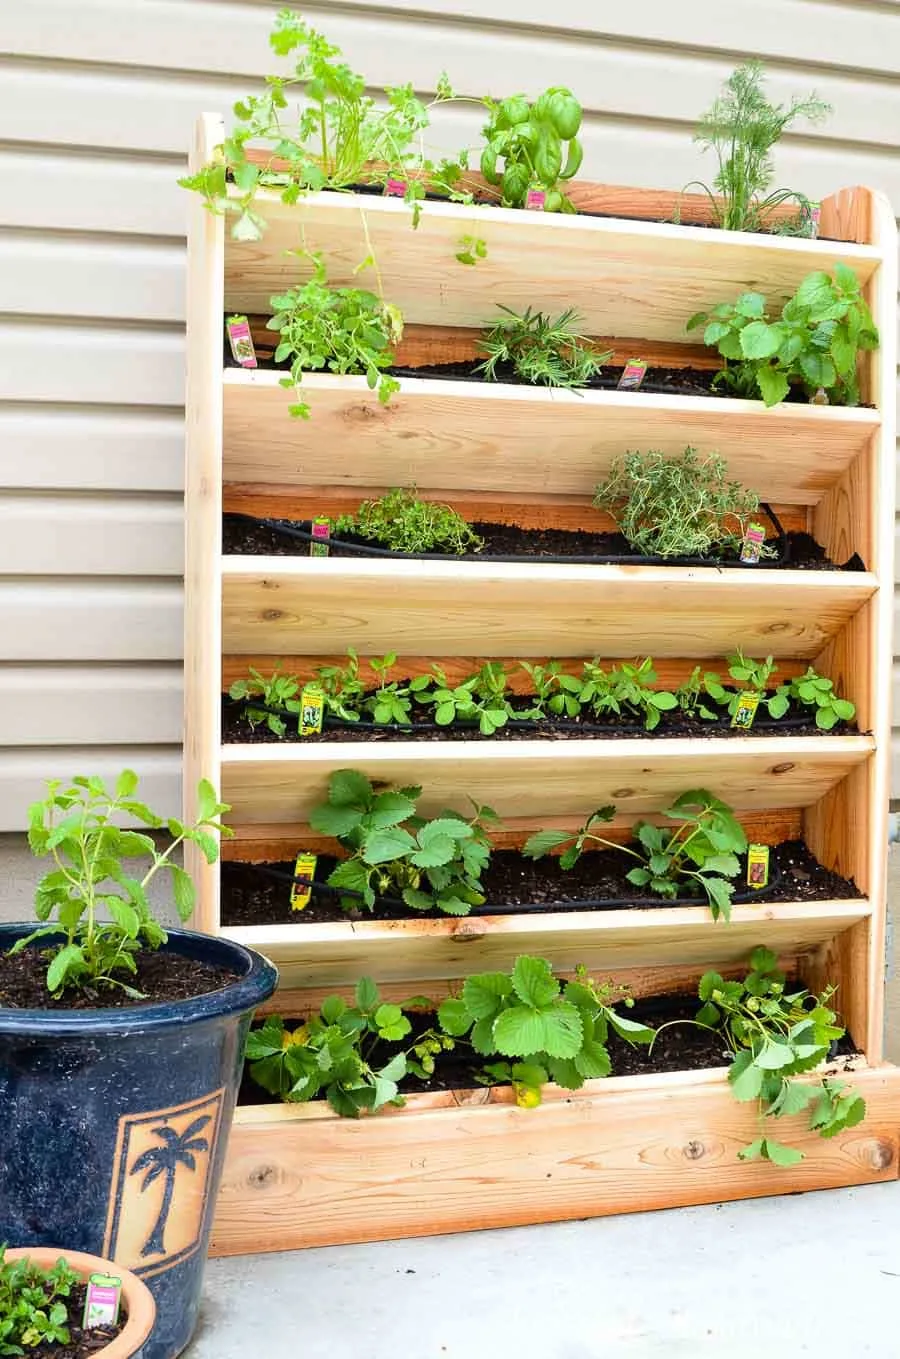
xmin=188 ymin=1180 xmax=900 ymax=1358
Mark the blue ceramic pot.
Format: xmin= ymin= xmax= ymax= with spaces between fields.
xmin=0 ymin=926 xmax=277 ymax=1359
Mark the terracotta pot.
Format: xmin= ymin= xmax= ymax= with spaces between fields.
xmin=5 ymin=1247 xmax=156 ymax=1358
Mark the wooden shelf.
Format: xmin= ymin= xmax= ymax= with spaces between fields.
xmin=221 ymin=735 xmax=874 ymax=825
xmin=221 ymin=557 xmax=877 ymax=658
xmin=223 ymin=370 xmax=880 ymax=506
xmin=222 ymin=899 xmax=872 ymax=991
xmin=224 ymin=188 xmax=881 ymax=342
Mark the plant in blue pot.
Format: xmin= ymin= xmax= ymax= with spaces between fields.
xmin=0 ymin=771 xmax=278 ymax=1359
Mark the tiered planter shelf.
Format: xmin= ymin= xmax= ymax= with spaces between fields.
xmin=184 ymin=116 xmax=900 ymax=1258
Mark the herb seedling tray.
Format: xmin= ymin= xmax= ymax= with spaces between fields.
xmin=185 ymin=115 xmax=899 ymax=1252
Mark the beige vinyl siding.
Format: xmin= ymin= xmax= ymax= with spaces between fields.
xmin=0 ymin=0 xmax=898 ymax=828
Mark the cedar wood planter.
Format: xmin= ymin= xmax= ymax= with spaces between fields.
xmin=183 ymin=114 xmax=900 ymax=1257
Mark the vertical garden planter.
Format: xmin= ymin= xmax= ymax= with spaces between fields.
xmin=182 ymin=114 xmax=900 ymax=1257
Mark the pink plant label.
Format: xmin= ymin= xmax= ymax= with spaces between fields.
xmin=525 ymin=188 xmax=546 ymax=211
xmin=617 ymin=359 xmax=648 ymax=391
xmin=739 ymin=522 xmax=766 ymax=564
xmin=83 ymin=1275 xmax=122 ymax=1330
xmin=226 ymin=315 xmax=257 ymax=369
xmin=310 ymin=517 xmax=330 ymax=558
xmin=810 ymin=204 xmax=821 ymax=239
xmin=384 ymin=178 xmax=407 ymax=197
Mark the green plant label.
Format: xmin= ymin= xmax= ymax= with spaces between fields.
xmin=310 ymin=516 xmax=330 ymax=557
xmin=746 ymin=843 xmax=770 ymax=890
xmin=83 ymin=1275 xmax=121 ymax=1330
xmin=291 ymin=851 xmax=318 ymax=910
xmin=226 ymin=314 xmax=257 ymax=368
xmin=525 ymin=186 xmax=546 ymax=210
xmin=384 ymin=178 xmax=407 ymax=197
xmin=731 ymin=691 xmax=760 ymax=729
xmin=739 ymin=522 xmax=766 ymax=563
xmin=299 ymin=685 xmax=325 ymax=736
xmin=617 ymin=359 xmax=648 ymax=391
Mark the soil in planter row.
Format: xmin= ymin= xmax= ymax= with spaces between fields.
xmin=223 ymin=513 xmax=849 ymax=571
xmin=21 ymin=1283 xmax=126 ymax=1358
xmin=0 ymin=949 xmax=238 ymax=1011
xmin=220 ymin=839 xmax=860 ymax=929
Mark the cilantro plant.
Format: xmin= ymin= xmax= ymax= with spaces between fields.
xmin=13 ymin=772 xmax=230 ymax=997
xmin=229 ymin=664 xmax=300 ymax=737
xmin=268 ymin=250 xmax=402 ymax=419
xmin=477 ymin=306 xmax=610 ymax=390
xmin=594 ymin=447 xmax=772 ymax=560
xmin=0 ymin=1247 xmax=78 ymax=1354
xmin=179 ymin=9 xmax=470 ymax=238
xmin=704 ymin=650 xmax=788 ymax=721
xmin=244 ymin=976 xmax=453 ymax=1118
xmin=524 ymin=790 xmax=746 ymax=921
xmin=683 ymin=61 xmax=830 ymax=234
xmin=688 ymin=266 xmax=879 ymax=407
xmin=333 ymin=487 xmax=483 ymax=555
xmin=697 ymin=948 xmax=865 ymax=1164
xmin=479 ymin=89 xmax=584 ymax=212
xmin=439 ymin=957 xmax=654 ymax=1107
xmin=309 ymin=769 xmax=497 ymax=916
xmin=773 ymin=666 xmax=856 ymax=731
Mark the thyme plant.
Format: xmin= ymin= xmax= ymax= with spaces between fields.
xmin=333 ymin=487 xmax=483 ymax=554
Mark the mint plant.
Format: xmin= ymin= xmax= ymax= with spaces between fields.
xmin=309 ymin=769 xmax=497 ymax=916
xmin=229 ymin=664 xmax=301 ymax=736
xmin=477 ymin=306 xmax=610 ymax=390
xmin=333 ymin=487 xmax=483 ymax=555
xmin=682 ymin=61 xmax=830 ymax=234
xmin=479 ymin=89 xmax=584 ymax=212
xmin=0 ymin=1247 xmax=78 ymax=1354
xmin=687 ymin=266 xmax=879 ymax=407
xmin=773 ymin=666 xmax=856 ymax=731
xmin=14 ymin=771 xmax=230 ymax=996
xmin=698 ymin=948 xmax=865 ymax=1164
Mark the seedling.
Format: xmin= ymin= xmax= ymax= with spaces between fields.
xmin=519 ymin=661 xmax=585 ymax=718
xmin=229 ymin=665 xmax=300 ymax=736
xmin=456 ymin=234 xmax=488 ymax=265
xmin=578 ymin=657 xmax=678 ymax=731
xmin=773 ymin=666 xmax=857 ymax=731
xmin=477 ymin=306 xmax=610 ymax=390
xmin=479 ymin=89 xmax=584 ymax=212
xmin=314 ymin=648 xmax=366 ymax=724
xmin=412 ymin=664 xmax=513 ymax=735
xmin=594 ymin=447 xmax=772 ymax=560
xmin=674 ymin=666 xmax=719 ymax=722
xmin=333 ymin=487 xmax=483 ymax=555
xmin=697 ymin=947 xmax=865 ymax=1163
xmin=704 ymin=650 xmax=788 ymax=721
xmin=366 ymin=653 xmax=414 ymax=725
xmin=0 ymin=1247 xmax=79 ymax=1353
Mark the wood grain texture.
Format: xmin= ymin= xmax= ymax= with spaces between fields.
xmin=220 ymin=558 xmax=877 ymax=659
xmin=221 ymin=901 xmax=871 ymax=991
xmin=221 ymin=371 xmax=880 ymax=506
xmin=210 ymin=1063 xmax=900 ymax=1256
xmin=223 ymin=189 xmax=880 ymax=339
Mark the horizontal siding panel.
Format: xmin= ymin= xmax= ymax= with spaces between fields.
xmin=0 ymin=407 xmax=184 ymax=493
xmin=0 ymin=149 xmax=186 ymax=236
xmin=0 ymin=322 xmax=184 ymax=406
xmin=0 ymin=665 xmax=182 ymax=745
xmin=0 ymin=748 xmax=181 ymax=832
xmin=5 ymin=0 xmax=898 ymax=81
xmin=0 ymin=493 xmax=184 ymax=574
xmin=0 ymin=580 xmax=183 ymax=660
xmin=0 ymin=231 xmax=186 ymax=323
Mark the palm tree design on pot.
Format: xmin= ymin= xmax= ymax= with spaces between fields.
xmin=130 ymin=1116 xmax=212 ymax=1258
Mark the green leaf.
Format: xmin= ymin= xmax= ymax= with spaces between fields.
xmin=329 ymin=769 xmax=373 ymax=807
xmin=355 ymin=976 xmax=379 ymax=1011
xmin=46 ymin=943 xmax=84 ymax=993
xmin=492 ymin=1006 xmax=550 ymax=1057
xmin=309 ymin=804 xmax=363 ymax=837
xmin=362 ymin=827 xmax=418 ymax=865
xmin=438 ymin=997 xmax=472 ymax=1036
xmin=462 ymin=972 xmax=513 ymax=1020
xmin=735 ymin=292 xmax=766 ymax=319
xmin=755 ymin=1041 xmax=797 ymax=1071
xmin=761 ymin=1138 xmax=804 ymax=1166
xmin=116 ymin=769 xmax=139 ymax=798
xmin=728 ymin=1050 xmax=764 ymax=1101
xmin=574 ymin=1039 xmax=612 ymax=1079
xmin=756 ymin=365 xmax=790 ymax=407
xmin=522 ymin=829 xmax=569 ymax=860
xmin=169 ymin=863 xmax=196 ymax=921
xmin=379 ymin=1052 xmax=407 ymax=1082
xmin=607 ymin=1011 xmax=655 ymax=1045
xmin=737 ymin=1138 xmax=765 ymax=1162
xmin=107 ymin=898 xmax=140 ymax=938
xmin=739 ymin=321 xmax=783 ymax=360
xmin=321 ymin=995 xmax=346 ymax=1025
xmin=367 ymin=792 xmax=417 ymax=828
xmin=511 ymin=956 xmax=559 ymax=1009
xmin=539 ymin=1003 xmax=584 ymax=1059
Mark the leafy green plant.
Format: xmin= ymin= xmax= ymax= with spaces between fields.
xmin=268 ymin=251 xmax=402 ymax=419
xmin=687 ymin=266 xmax=879 ymax=407
xmin=674 ymin=666 xmax=719 ymax=722
xmin=411 ymin=664 xmax=513 ymax=735
xmin=229 ymin=664 xmax=301 ymax=737
xmin=14 ymin=772 xmax=230 ymax=996
xmin=577 ymin=657 xmax=678 ymax=732
xmin=594 ymin=447 xmax=772 ymax=560
xmin=314 ymin=648 xmax=366 ymax=723
xmin=704 ymin=650 xmax=788 ymax=721
xmin=0 ymin=1247 xmax=78 ymax=1355
xmin=773 ymin=666 xmax=857 ymax=731
xmin=179 ymin=9 xmax=471 ymax=237
xmin=477 ymin=306 xmax=610 ymax=390
xmin=366 ymin=652 xmax=414 ymax=725
xmin=244 ymin=976 xmax=453 ymax=1118
xmin=309 ymin=769 xmax=497 ymax=916
xmin=697 ymin=948 xmax=865 ymax=1164
xmin=333 ymin=487 xmax=483 ymax=555
xmin=456 ymin=234 xmax=488 ymax=265
xmin=683 ymin=61 xmax=830 ymax=234
xmin=524 ymin=790 xmax=746 ymax=921
xmin=479 ymin=89 xmax=584 ymax=212
xmin=438 ymin=958 xmax=654 ymax=1106
xmin=519 ymin=661 xmax=585 ymax=719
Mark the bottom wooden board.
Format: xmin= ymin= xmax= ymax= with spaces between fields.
xmin=210 ymin=1063 xmax=900 ymax=1256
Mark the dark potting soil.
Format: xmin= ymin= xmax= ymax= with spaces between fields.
xmin=220 ymin=839 xmax=860 ymax=929
xmin=21 ymin=1284 xmax=125 ymax=1357
xmin=221 ymin=690 xmax=853 ymax=745
xmin=0 ymin=948 xmax=237 ymax=1011
xmin=222 ymin=513 xmax=847 ymax=571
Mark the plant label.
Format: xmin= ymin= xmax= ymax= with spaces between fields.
xmin=747 ymin=844 xmax=770 ymax=890
xmin=617 ymin=359 xmax=648 ymax=391
xmin=809 ymin=203 xmax=821 ymax=239
xmin=299 ymin=685 xmax=325 ymax=736
xmin=83 ymin=1274 xmax=122 ymax=1330
xmin=226 ymin=315 xmax=257 ymax=368
xmin=731 ymin=691 xmax=760 ymax=729
xmin=525 ymin=186 xmax=546 ymax=210
xmin=310 ymin=517 xmax=331 ymax=557
xmin=384 ymin=178 xmax=407 ymax=197
xmin=291 ymin=852 xmax=318 ymax=910
xmin=739 ymin=522 xmax=766 ymax=563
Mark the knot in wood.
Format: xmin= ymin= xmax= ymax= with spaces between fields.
xmin=865 ymin=1139 xmax=894 ymax=1171
xmin=450 ymin=921 xmax=487 ymax=943
xmin=763 ymin=621 xmax=792 ymax=634
xmin=683 ymin=1140 xmax=706 ymax=1161
xmin=262 ymin=609 xmax=283 ymax=621
xmin=770 ymin=762 xmax=796 ymax=775
xmin=611 ymin=787 xmax=635 ymax=799
xmin=347 ymin=402 xmax=385 ymax=422
xmin=248 ymin=1164 xmax=278 ymax=1190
